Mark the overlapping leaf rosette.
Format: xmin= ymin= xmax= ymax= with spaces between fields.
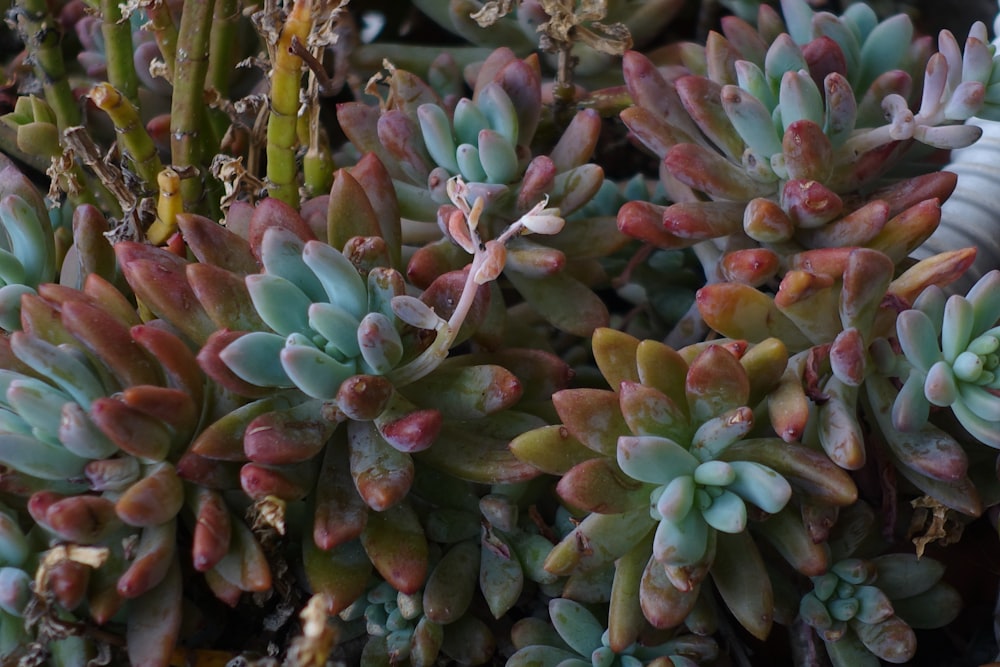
xmin=0 ymin=500 xmax=100 ymax=664
xmin=799 ymin=553 xmax=961 ymax=667
xmin=0 ymin=167 xmax=58 ymax=332
xmin=317 ymin=475 xmax=575 ymax=664
xmin=696 ymin=240 xmax=988 ymax=517
xmin=129 ymin=157 xmax=573 ymax=619
xmin=0 ymin=269 xmax=273 ymax=665
xmin=392 ymin=0 xmax=685 ymax=88
xmin=617 ymin=0 xmax=1000 ymax=265
xmin=507 ymin=597 xmax=719 ymax=667
xmin=336 ymin=546 xmax=498 ymax=666
xmin=510 ymin=328 xmax=857 ymax=643
xmin=338 ymin=48 xmax=628 ymax=336
xmin=887 ymin=269 xmax=1000 ymax=444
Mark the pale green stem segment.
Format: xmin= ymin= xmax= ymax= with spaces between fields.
xmin=144 ymin=0 xmax=179 ymax=81
xmin=207 ymin=0 xmax=241 ymax=100
xmin=89 ymin=83 xmax=163 ymax=191
xmin=302 ymin=45 xmax=333 ymax=199
xmin=170 ymin=0 xmax=216 ymax=211
xmin=266 ymin=0 xmax=313 ymax=208
xmin=100 ymin=0 xmax=139 ymax=105
xmin=13 ymin=0 xmax=81 ymax=131
xmin=206 ymin=0 xmax=241 ymax=149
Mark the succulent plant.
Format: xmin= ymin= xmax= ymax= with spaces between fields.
xmin=338 ymin=48 xmax=626 ymax=336
xmin=0 ymin=276 xmax=274 ymax=664
xmin=2 ymin=0 xmax=1000 ymax=664
xmin=511 ymin=328 xmax=856 ymax=641
xmin=889 ymin=269 xmax=1000 ymax=447
xmin=338 ymin=556 xmax=496 ymax=666
xmin=799 ymin=553 xmax=961 ymax=666
xmin=357 ymin=0 xmax=685 ymax=88
xmin=507 ymin=597 xmax=719 ymax=667
xmin=0 ymin=167 xmax=57 ymax=331
xmin=616 ymin=0 xmax=1000 ymax=284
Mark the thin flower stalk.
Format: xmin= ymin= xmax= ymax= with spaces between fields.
xmin=266 ymin=0 xmax=314 ymax=207
xmin=388 ymin=177 xmax=565 ymax=387
xmin=170 ymin=0 xmax=216 ymax=211
xmin=143 ymin=0 xmax=179 ymax=80
xmin=100 ymin=0 xmax=140 ymax=105
xmin=88 ymin=83 xmax=163 ymax=191
xmin=13 ymin=0 xmax=81 ymax=131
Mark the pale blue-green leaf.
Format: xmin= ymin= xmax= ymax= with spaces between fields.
xmin=652 ymin=510 xmax=709 ymax=567
xmin=246 ymin=273 xmax=312 ymax=337
xmin=280 ymin=344 xmax=356 ymax=400
xmin=617 ymin=435 xmax=698 ymax=485
xmin=548 ymin=598 xmax=604 ymax=657
xmin=219 ymin=332 xmax=293 ymax=388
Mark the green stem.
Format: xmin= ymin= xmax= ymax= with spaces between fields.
xmin=89 ymin=83 xmax=163 ymax=191
xmin=13 ymin=0 xmax=81 ymax=131
xmin=205 ymin=0 xmax=240 ymax=152
xmin=301 ymin=44 xmax=332 ymax=199
xmin=170 ymin=0 xmax=216 ymax=212
xmin=100 ymin=0 xmax=139 ymax=105
xmin=144 ymin=0 xmax=179 ymax=80
xmin=207 ymin=0 xmax=240 ymax=100
xmin=265 ymin=0 xmax=313 ymax=208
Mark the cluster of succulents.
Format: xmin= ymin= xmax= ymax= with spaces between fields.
xmin=616 ymin=0 xmax=1000 ymax=280
xmin=799 ymin=553 xmax=961 ymax=666
xmin=507 ymin=597 xmax=719 ymax=667
xmin=338 ymin=47 xmax=628 ymax=336
xmin=2 ymin=0 xmax=1000 ymax=665
xmin=890 ymin=269 xmax=1000 ymax=444
xmin=510 ymin=328 xmax=857 ymax=643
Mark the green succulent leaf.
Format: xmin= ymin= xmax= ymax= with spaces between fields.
xmin=617 ymin=435 xmax=699 ymax=486
xmin=548 ymin=598 xmax=604 ymax=657
xmin=653 ymin=509 xmax=709 ymax=567
xmin=219 ymin=332 xmax=293 ymax=388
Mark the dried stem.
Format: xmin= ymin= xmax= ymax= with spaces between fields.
xmin=62 ymin=127 xmax=136 ymax=213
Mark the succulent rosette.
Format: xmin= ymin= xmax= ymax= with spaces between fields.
xmin=397 ymin=0 xmax=685 ymax=87
xmin=695 ymin=241 xmax=986 ymax=515
xmin=890 ymin=269 xmax=1000 ymax=448
xmin=339 ymin=48 xmax=627 ymax=335
xmin=511 ymin=328 xmax=856 ymax=642
xmin=0 ymin=167 xmax=58 ymax=332
xmin=507 ymin=598 xmax=719 ymax=667
xmin=114 ymin=161 xmax=572 ymax=616
xmin=337 ymin=554 xmax=496 ymax=666
xmin=799 ymin=553 xmax=961 ymax=666
xmin=617 ymin=0 xmax=1000 ymax=260
xmin=0 ymin=272 xmax=272 ymax=664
